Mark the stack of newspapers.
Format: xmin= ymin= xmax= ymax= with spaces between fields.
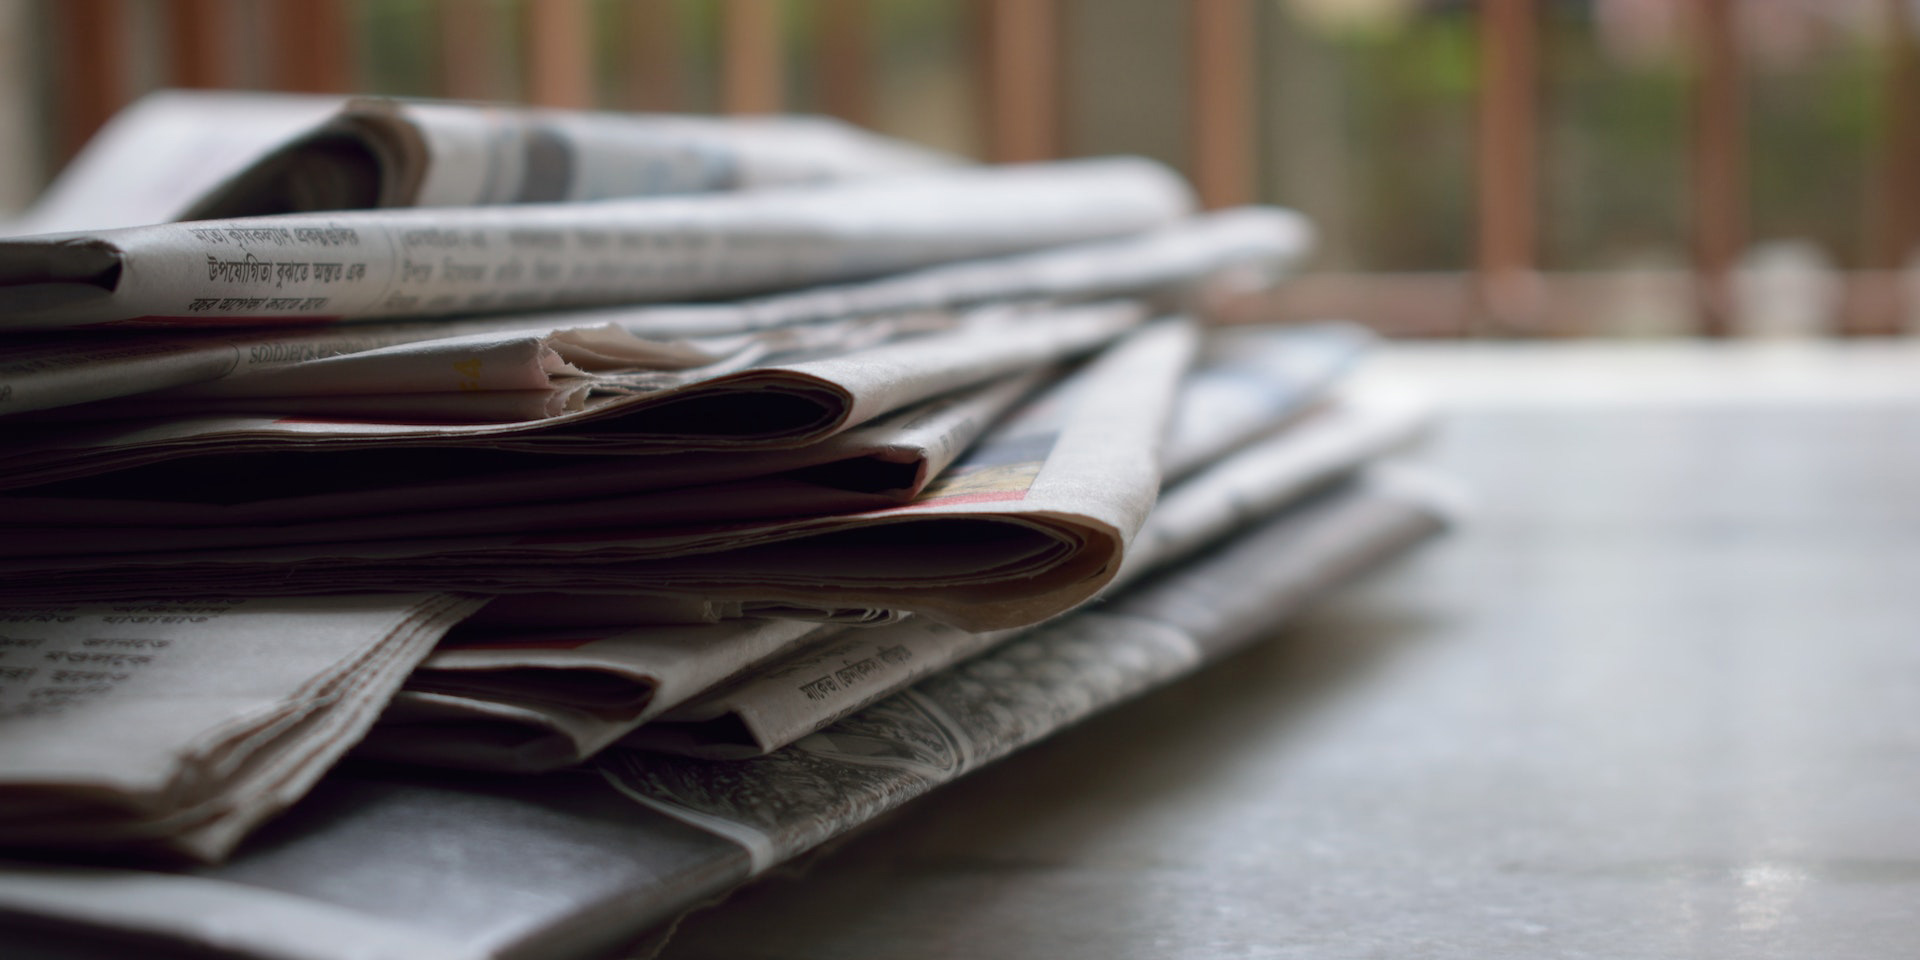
xmin=0 ymin=93 xmax=1455 ymax=959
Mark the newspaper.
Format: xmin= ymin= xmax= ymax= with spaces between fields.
xmin=0 ymin=297 xmax=1133 ymax=492
xmin=1161 ymin=321 xmax=1373 ymax=479
xmin=0 ymin=467 xmax=1453 ymax=960
xmin=603 ymin=468 xmax=1455 ymax=873
xmin=332 ymin=328 xmax=1393 ymax=770
xmin=10 ymin=93 xmax=941 ymax=237
xmin=630 ymin=393 xmax=1431 ymax=759
xmin=361 ymin=618 xmax=845 ymax=773
xmin=0 ymin=205 xmax=1306 ymax=416
xmin=20 ymin=293 xmax=1017 ymax=423
xmin=0 ymin=320 xmax=1197 ymax=633
xmin=0 ymin=157 xmax=1189 ymax=330
xmin=0 ymin=371 xmax=1043 ymax=538
xmin=185 ymin=97 xmax=955 ymax=220
xmin=0 ymin=593 xmax=481 ymax=863
xmin=4 ymin=90 xmax=347 ymax=237
xmin=17 ymin=380 xmax=1046 ymax=556
xmin=0 ymin=315 xmax=716 ymax=418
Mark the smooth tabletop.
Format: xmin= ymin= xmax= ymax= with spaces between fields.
xmin=656 ymin=341 xmax=1920 ymax=960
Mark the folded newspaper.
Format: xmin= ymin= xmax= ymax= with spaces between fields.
xmin=0 ymin=594 xmax=481 ymax=863
xmin=10 ymin=92 xmax=948 ymax=237
xmin=3 ymin=91 xmax=347 ymax=237
xmin=0 ymin=298 xmax=1137 ymax=487
xmin=184 ymin=96 xmax=955 ymax=220
xmin=0 ymin=157 xmax=1187 ymax=330
xmin=0 ymin=466 xmax=1453 ymax=960
xmin=0 ymin=91 xmax=1457 ymax=960
xmin=360 ymin=324 xmax=1397 ymax=770
xmin=0 ymin=320 xmax=1197 ymax=633
xmin=0 ymin=213 xmax=1309 ymax=520
xmin=0 ymin=205 xmax=1306 ymax=419
xmin=366 ymin=617 xmax=848 ymax=773
xmin=0 ymin=371 xmax=1044 ymax=538
xmin=629 ymin=394 xmax=1429 ymax=762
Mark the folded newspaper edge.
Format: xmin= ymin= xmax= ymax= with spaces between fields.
xmin=0 ymin=370 xmax=1044 ymax=532
xmin=185 ymin=97 xmax=958 ymax=220
xmin=0 ymin=205 xmax=1308 ymax=419
xmin=5 ymin=90 xmax=348 ymax=237
xmin=0 ymin=157 xmax=1190 ymax=330
xmin=0 ymin=321 xmax=1197 ymax=635
xmin=0 ymin=298 xmax=1138 ymax=491
xmin=363 ymin=617 xmax=848 ymax=773
xmin=10 ymin=92 xmax=953 ymax=239
xmin=356 ymin=390 xmax=1423 ymax=774
xmin=0 ymin=465 xmax=1453 ymax=960
xmin=0 ymin=593 xmax=483 ymax=863
xmin=630 ymin=394 xmax=1431 ymax=761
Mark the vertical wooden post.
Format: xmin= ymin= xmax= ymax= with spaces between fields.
xmin=1689 ymin=0 xmax=1743 ymax=337
xmin=723 ymin=0 xmax=784 ymax=115
xmin=53 ymin=0 xmax=130 ymax=159
xmin=525 ymin=0 xmax=594 ymax=108
xmin=1189 ymin=0 xmax=1255 ymax=210
xmin=624 ymin=0 xmax=685 ymax=112
xmin=435 ymin=0 xmax=498 ymax=101
xmin=977 ymin=0 xmax=1059 ymax=163
xmin=1475 ymin=0 xmax=1540 ymax=332
xmin=818 ymin=0 xmax=872 ymax=126
xmin=1855 ymin=0 xmax=1920 ymax=335
xmin=269 ymin=0 xmax=353 ymax=93
xmin=164 ymin=0 xmax=238 ymax=89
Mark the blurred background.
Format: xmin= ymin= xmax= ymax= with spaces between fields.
xmin=0 ymin=0 xmax=1910 ymax=338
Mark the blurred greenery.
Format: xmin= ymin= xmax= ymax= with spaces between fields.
xmin=1747 ymin=30 xmax=1879 ymax=268
xmin=1540 ymin=2 xmax=1688 ymax=270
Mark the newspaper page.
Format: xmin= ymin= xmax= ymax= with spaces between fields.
xmin=0 ymin=370 xmax=1044 ymax=535
xmin=0 ymin=157 xmax=1189 ymax=330
xmin=0 ymin=593 xmax=481 ymax=863
xmin=186 ymin=98 xmax=956 ymax=220
xmin=0 ymin=205 xmax=1305 ymax=417
xmin=0 ymin=467 xmax=1453 ymax=960
xmin=630 ymin=394 xmax=1431 ymax=759
xmin=0 ymin=320 xmax=1197 ymax=633
xmin=0 ymin=297 xmax=1132 ymax=492
xmin=361 ymin=617 xmax=845 ymax=773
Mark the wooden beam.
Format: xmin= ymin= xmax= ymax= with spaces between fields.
xmin=163 ymin=0 xmax=238 ymax=89
xmin=1852 ymin=0 xmax=1920 ymax=335
xmin=525 ymin=0 xmax=594 ymax=108
xmin=977 ymin=0 xmax=1059 ymax=163
xmin=1474 ymin=0 xmax=1540 ymax=332
xmin=722 ymin=0 xmax=784 ymax=115
xmin=1688 ymin=0 xmax=1743 ymax=337
xmin=434 ymin=0 xmax=498 ymax=101
xmin=52 ymin=0 xmax=129 ymax=160
xmin=269 ymin=0 xmax=353 ymax=93
xmin=1189 ymin=0 xmax=1255 ymax=209
xmin=818 ymin=0 xmax=872 ymax=126
xmin=623 ymin=0 xmax=685 ymax=112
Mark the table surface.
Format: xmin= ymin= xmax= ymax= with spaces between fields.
xmin=655 ymin=341 xmax=1920 ymax=960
